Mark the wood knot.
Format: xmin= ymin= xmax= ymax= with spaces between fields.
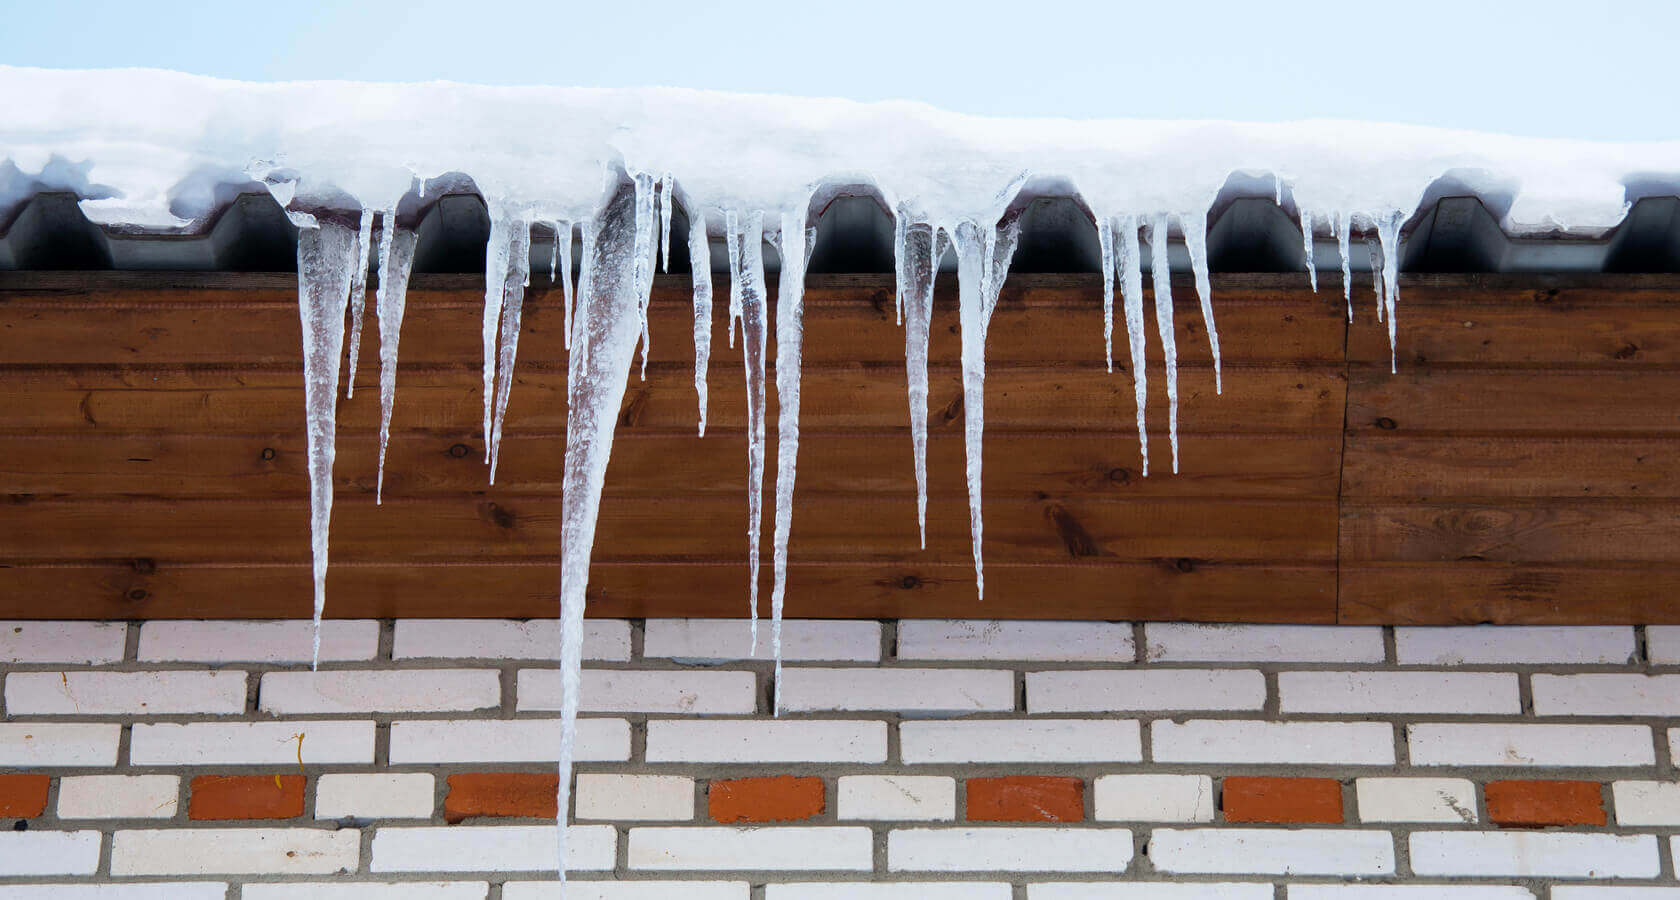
xmin=126 ymin=588 xmax=149 ymax=602
xmin=448 ymin=443 xmax=471 ymax=458
xmin=619 ymin=390 xmax=650 ymax=427
xmin=131 ymin=558 xmax=157 ymax=575
xmin=899 ymin=575 xmax=921 ymax=590
xmin=1044 ymin=503 xmax=1100 ymax=558
xmin=482 ymin=502 xmax=517 ymax=530
xmin=1532 ymin=288 xmax=1560 ymax=304
xmin=939 ymin=394 xmax=963 ymax=424
xmin=1374 ymin=417 xmax=1398 ymax=431
xmin=1107 ymin=467 xmax=1132 ymax=486
xmin=1174 ymin=557 xmax=1196 ymax=573
xmin=1614 ymin=343 xmax=1640 ymax=360
xmin=260 ymin=447 xmax=277 ymax=461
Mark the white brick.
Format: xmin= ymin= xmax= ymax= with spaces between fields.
xmin=646 ymin=720 xmax=886 ymax=763
xmin=1151 ymin=829 xmax=1393 ymax=876
xmin=393 ymin=619 xmax=631 ymax=662
xmin=1032 ymin=886 xmax=1274 ymax=900
xmin=629 ymin=826 xmax=873 ymax=871
xmin=902 ymin=720 xmax=1141 ymax=764
xmin=111 ymin=828 xmax=359 ymax=875
xmin=0 ymin=723 xmax=120 ymax=766
xmin=0 ymin=886 xmax=228 ymax=900
xmin=506 ymin=883 xmax=749 ymax=900
xmin=1152 ymin=720 xmax=1394 ymax=765
xmin=771 ymin=886 xmax=1013 ymax=900
xmin=1555 ymin=890 xmax=1680 ymax=899
xmin=0 ymin=831 xmax=101 ymax=875
xmin=1613 ymin=780 xmax=1680 ymax=826
xmin=645 ymin=619 xmax=880 ymax=662
xmin=1397 ymin=625 xmax=1635 ymax=665
xmin=1093 ymin=774 xmax=1214 ymax=822
xmin=315 ymin=773 xmax=435 ymax=820
xmin=1534 ymin=674 xmax=1680 ymax=716
xmin=1143 ymin=624 xmax=1383 ymax=663
xmin=1409 ymin=831 xmax=1658 ymax=878
xmin=5 ymin=670 xmax=246 ymax=715
xmin=259 ymin=669 xmax=500 ymax=714
xmin=778 ymin=667 xmax=1014 ymax=715
xmin=139 ymin=619 xmax=379 ymax=663
xmin=390 ymin=719 xmax=630 ymax=763
xmin=518 ymin=669 xmax=757 ymax=714
xmin=1355 ymin=777 xmax=1478 ymax=823
xmin=243 ymin=885 xmax=487 ymax=900
xmin=1408 ymin=723 xmax=1654 ymax=767
xmin=888 ymin=828 xmax=1132 ymax=872
xmin=57 ymin=775 xmax=179 ymax=819
xmin=1289 ymin=888 xmax=1536 ymax=899
xmin=1029 ymin=670 xmax=1264 ymax=713
xmin=130 ymin=721 xmax=374 ymax=765
xmin=576 ymin=774 xmax=695 ymax=821
xmin=371 ymin=825 xmax=615 ymax=872
xmin=836 ymin=775 xmax=955 ymax=821
xmin=1280 ymin=671 xmax=1519 ymax=715
xmin=0 ymin=621 xmax=126 ymax=664
xmin=897 ymin=620 xmax=1133 ymax=661
xmin=1645 ymin=626 xmax=1680 ymax=665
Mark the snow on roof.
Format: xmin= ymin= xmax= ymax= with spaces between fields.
xmin=3 ymin=66 xmax=1677 ymax=236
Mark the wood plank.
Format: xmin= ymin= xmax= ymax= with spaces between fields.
xmin=0 ymin=432 xmax=1340 ymax=500
xmin=1342 ymin=435 xmax=1680 ymax=499
xmin=1 ymin=366 xmax=1345 ymax=436
xmin=1346 ymin=369 xmax=1680 ymax=435
xmin=1341 ymin=501 xmax=1680 ymax=564
xmin=1340 ymin=563 xmax=1680 ymax=624
xmin=0 ymin=495 xmax=1336 ymax=564
xmin=0 ymin=561 xmax=1335 ymax=623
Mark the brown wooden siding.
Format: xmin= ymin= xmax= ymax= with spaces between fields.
xmin=2 ymin=271 xmax=1677 ymax=623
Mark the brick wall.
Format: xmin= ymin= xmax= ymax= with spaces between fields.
xmin=2 ymin=618 xmax=1679 ymax=897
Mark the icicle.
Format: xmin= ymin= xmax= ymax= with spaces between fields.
xmin=374 ymin=208 xmax=417 ymax=505
xmin=892 ymin=212 xmax=908 ymax=327
xmin=896 ymin=211 xmax=944 ymax=548
xmin=1147 ymin=215 xmax=1180 ymax=475
xmin=1274 ymin=175 xmax=1284 ymax=206
xmin=555 ymin=220 xmax=576 ymax=351
xmin=688 ymin=209 xmax=713 ymax=436
xmin=549 ymin=223 xmax=560 ymax=283
xmin=296 ymin=221 xmax=359 ymax=670
xmin=1334 ymin=210 xmax=1353 ymax=321
xmin=554 ymin=181 xmax=649 ymax=888
xmin=481 ymin=210 xmax=517 ymax=464
xmin=1098 ymin=216 xmax=1115 ymax=373
xmin=1180 ymin=209 xmax=1221 ymax=394
xmin=1299 ymin=208 xmax=1318 ymax=293
xmin=659 ymin=173 xmax=674 ymax=273
xmin=1376 ymin=209 xmax=1403 ymax=374
xmin=953 ymin=216 xmax=1022 ymax=601
xmin=731 ymin=211 xmax=769 ymax=651
xmin=1116 ymin=215 xmax=1150 ymax=476
xmin=770 ymin=211 xmax=812 ymax=715
xmin=488 ymin=218 xmax=532 ymax=483
xmin=725 ymin=209 xmax=742 ymax=350
xmin=344 ymin=209 xmax=374 ymax=398
xmin=1366 ymin=233 xmax=1385 ymax=324
xmin=631 ymin=173 xmax=657 ymax=381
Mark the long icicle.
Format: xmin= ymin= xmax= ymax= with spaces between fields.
xmin=897 ymin=211 xmax=943 ymax=548
xmin=1367 ymin=232 xmax=1385 ymax=325
xmin=297 ymin=221 xmax=358 ymax=670
xmin=1098 ymin=215 xmax=1115 ymax=373
xmin=892 ymin=211 xmax=908 ymax=327
xmin=375 ymin=207 xmax=417 ymax=505
xmin=632 ymin=173 xmax=657 ymax=381
xmin=954 ymin=216 xmax=1022 ymax=601
xmin=660 ymin=173 xmax=674 ymax=273
xmin=556 ymin=220 xmax=576 ymax=350
xmin=1334 ymin=210 xmax=1353 ymax=321
xmin=1376 ymin=209 xmax=1404 ymax=373
xmin=1299 ymin=208 xmax=1319 ymax=292
xmin=1180 ymin=209 xmax=1221 ymax=394
xmin=770 ymin=210 xmax=812 ymax=715
xmin=688 ymin=207 xmax=713 ymax=436
xmin=1116 ymin=215 xmax=1149 ymax=476
xmin=554 ymin=180 xmax=648 ymax=889
xmin=488 ymin=218 xmax=532 ymax=483
xmin=344 ymin=208 xmax=374 ymax=398
xmin=481 ymin=209 xmax=517 ymax=464
xmin=733 ymin=211 xmax=769 ymax=652
xmin=1147 ymin=214 xmax=1181 ymax=474
xmin=725 ymin=209 xmax=742 ymax=350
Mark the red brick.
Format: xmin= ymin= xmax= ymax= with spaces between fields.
xmin=966 ymin=776 xmax=1084 ymax=823
xmin=444 ymin=773 xmax=557 ymax=823
xmin=0 ymin=774 xmax=50 ymax=818
xmin=188 ymin=775 xmax=305 ymax=820
xmin=1486 ymin=780 xmax=1605 ymax=827
xmin=708 ymin=775 xmax=825 ymax=823
xmin=1223 ymin=776 xmax=1343 ymax=824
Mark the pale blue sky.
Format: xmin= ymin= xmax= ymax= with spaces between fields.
xmin=6 ymin=0 xmax=1673 ymax=140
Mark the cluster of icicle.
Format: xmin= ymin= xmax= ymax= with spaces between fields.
xmin=292 ymin=171 xmax=1408 ymax=886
